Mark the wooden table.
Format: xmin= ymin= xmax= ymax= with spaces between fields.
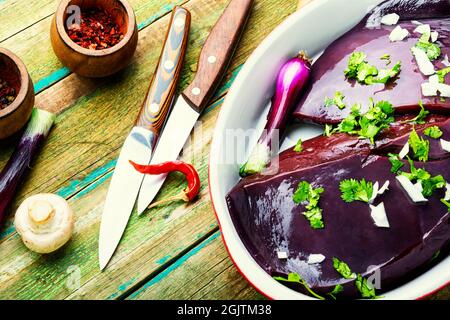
xmin=0 ymin=0 xmax=448 ymax=300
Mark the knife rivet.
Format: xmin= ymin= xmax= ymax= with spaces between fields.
xmin=192 ymin=87 xmax=201 ymax=96
xmin=149 ymin=103 xmax=159 ymax=113
xmin=208 ymin=55 xmax=217 ymax=64
xmin=164 ymin=60 xmax=175 ymax=70
xmin=174 ymin=17 xmax=185 ymax=28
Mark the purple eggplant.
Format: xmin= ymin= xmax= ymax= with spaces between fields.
xmin=239 ymin=53 xmax=311 ymax=177
xmin=0 ymin=108 xmax=55 ymax=225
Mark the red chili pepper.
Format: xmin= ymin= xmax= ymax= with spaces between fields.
xmin=129 ymin=160 xmax=201 ymax=209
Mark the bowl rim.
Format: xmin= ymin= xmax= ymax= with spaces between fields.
xmin=209 ymin=0 xmax=450 ymax=300
xmin=0 ymin=47 xmax=31 ymax=119
xmin=55 ymin=0 xmax=137 ymax=57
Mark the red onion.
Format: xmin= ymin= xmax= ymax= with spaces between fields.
xmin=240 ymin=52 xmax=311 ymax=176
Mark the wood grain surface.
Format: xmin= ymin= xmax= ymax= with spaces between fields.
xmin=0 ymin=0 xmax=447 ymax=300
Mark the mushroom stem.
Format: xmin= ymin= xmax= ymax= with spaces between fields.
xmin=29 ymin=200 xmax=55 ymax=224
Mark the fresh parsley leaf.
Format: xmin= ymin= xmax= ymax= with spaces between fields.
xmin=339 ymin=178 xmax=374 ymax=203
xmin=327 ymin=284 xmax=344 ymax=300
xmin=388 ymin=153 xmax=404 ymax=173
xmin=358 ymin=63 xmax=378 ymax=83
xmin=332 ymin=257 xmax=356 ymax=279
xmin=400 ymin=157 xmax=431 ymax=181
xmin=324 ymin=124 xmax=334 ymax=137
xmin=437 ymin=67 xmax=450 ymax=84
xmin=424 ymin=126 xmax=443 ymax=139
xmin=304 ymin=207 xmax=324 ymax=229
xmin=380 ymin=54 xmax=391 ymax=65
xmin=408 ymin=128 xmax=430 ymax=162
xmin=293 ymin=181 xmax=325 ymax=229
xmin=415 ymin=32 xmax=441 ymax=60
xmin=355 ymin=274 xmax=380 ymax=299
xmin=344 ymin=52 xmax=367 ymax=78
xmin=273 ymin=273 xmax=325 ymax=300
xmin=293 ymin=181 xmax=311 ymax=204
xmin=366 ymin=61 xmax=401 ymax=84
xmin=324 ymin=91 xmax=346 ymax=109
xmin=399 ymin=158 xmax=446 ymax=197
xmin=412 ymin=101 xmax=430 ymax=124
xmin=441 ymin=198 xmax=450 ymax=212
xmin=294 ymin=139 xmax=303 ymax=152
xmin=421 ymin=175 xmax=446 ymax=197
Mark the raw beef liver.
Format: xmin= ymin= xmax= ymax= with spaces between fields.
xmin=293 ymin=0 xmax=450 ymax=124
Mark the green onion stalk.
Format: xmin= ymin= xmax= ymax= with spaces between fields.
xmin=0 ymin=108 xmax=56 ymax=225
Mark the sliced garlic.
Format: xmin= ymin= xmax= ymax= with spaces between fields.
xmin=443 ymin=55 xmax=450 ymax=67
xmin=277 ymin=251 xmax=288 ymax=260
xmin=370 ymin=202 xmax=390 ymax=228
xmin=440 ymin=139 xmax=450 ymax=153
xmin=431 ymin=31 xmax=439 ymax=42
xmin=414 ymin=24 xmax=431 ymax=34
xmin=421 ymin=82 xmax=438 ymax=96
xmin=444 ymin=183 xmax=450 ymax=201
xmin=396 ymin=175 xmax=428 ymax=203
xmin=307 ymin=254 xmax=326 ymax=264
xmin=411 ymin=47 xmax=435 ymax=76
xmin=381 ymin=13 xmax=400 ymax=26
xmin=389 ymin=25 xmax=409 ymax=42
xmin=378 ymin=181 xmax=390 ymax=195
xmin=399 ymin=142 xmax=410 ymax=159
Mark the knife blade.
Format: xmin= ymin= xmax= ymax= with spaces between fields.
xmin=137 ymin=0 xmax=254 ymax=215
xmin=99 ymin=6 xmax=191 ymax=270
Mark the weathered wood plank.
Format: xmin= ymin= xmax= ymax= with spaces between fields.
xmin=127 ymin=232 xmax=265 ymax=300
xmin=0 ymin=0 xmax=298 ymax=300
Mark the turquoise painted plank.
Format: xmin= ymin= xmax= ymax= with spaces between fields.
xmin=126 ymin=231 xmax=221 ymax=299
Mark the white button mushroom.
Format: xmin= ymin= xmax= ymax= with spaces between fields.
xmin=14 ymin=194 xmax=74 ymax=254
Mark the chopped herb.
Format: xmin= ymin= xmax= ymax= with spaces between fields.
xmin=424 ymin=126 xmax=443 ymax=139
xmin=388 ymin=153 xmax=404 ymax=173
xmin=324 ymin=124 xmax=333 ymax=137
xmin=400 ymin=158 xmax=446 ymax=197
xmin=409 ymin=101 xmax=430 ymax=125
xmin=327 ymin=100 xmax=395 ymax=144
xmin=324 ymin=91 xmax=346 ymax=109
xmin=344 ymin=52 xmax=367 ymax=78
xmin=441 ymin=198 xmax=450 ymax=212
xmin=380 ymin=54 xmax=391 ymax=64
xmin=430 ymin=250 xmax=441 ymax=262
xmin=437 ymin=67 xmax=450 ymax=83
xmin=365 ymin=61 xmax=402 ymax=85
xmin=339 ymin=178 xmax=374 ymax=203
xmin=293 ymin=138 xmax=303 ymax=152
xmin=273 ymin=273 xmax=325 ymax=300
xmin=293 ymin=181 xmax=325 ymax=229
xmin=355 ymin=274 xmax=380 ymax=299
xmin=327 ymin=284 xmax=344 ymax=300
xmin=400 ymin=157 xmax=430 ymax=181
xmin=344 ymin=51 xmax=401 ymax=85
xmin=421 ymin=175 xmax=446 ymax=197
xmin=408 ymin=128 xmax=430 ymax=162
xmin=332 ymin=257 xmax=356 ymax=279
xmin=415 ymin=32 xmax=441 ymax=60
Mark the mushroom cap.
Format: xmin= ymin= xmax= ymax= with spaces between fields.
xmin=14 ymin=193 xmax=74 ymax=254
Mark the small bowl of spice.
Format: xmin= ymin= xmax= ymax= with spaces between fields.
xmin=51 ymin=0 xmax=138 ymax=78
xmin=0 ymin=48 xmax=35 ymax=140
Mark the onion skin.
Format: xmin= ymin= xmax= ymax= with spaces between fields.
xmin=240 ymin=53 xmax=311 ymax=177
xmin=0 ymin=109 xmax=55 ymax=225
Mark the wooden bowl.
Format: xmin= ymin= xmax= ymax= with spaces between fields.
xmin=50 ymin=0 xmax=138 ymax=78
xmin=0 ymin=48 xmax=35 ymax=140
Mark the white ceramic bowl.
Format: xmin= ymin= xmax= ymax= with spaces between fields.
xmin=209 ymin=0 xmax=450 ymax=300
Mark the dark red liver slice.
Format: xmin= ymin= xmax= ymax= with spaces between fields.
xmin=226 ymin=115 xmax=450 ymax=298
xmin=293 ymin=3 xmax=450 ymax=124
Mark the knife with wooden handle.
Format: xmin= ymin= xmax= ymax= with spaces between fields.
xmin=99 ymin=6 xmax=191 ymax=270
xmin=137 ymin=0 xmax=254 ymax=214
